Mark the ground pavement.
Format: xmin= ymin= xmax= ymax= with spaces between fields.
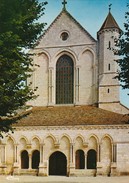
xmin=0 ymin=175 xmax=129 ymax=183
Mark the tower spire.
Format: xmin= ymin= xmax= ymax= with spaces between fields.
xmin=109 ymin=4 xmax=112 ymax=12
xmin=62 ymin=0 xmax=67 ymax=10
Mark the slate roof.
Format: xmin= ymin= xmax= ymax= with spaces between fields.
xmin=98 ymin=12 xmax=120 ymax=32
xmin=15 ymin=106 xmax=129 ymax=126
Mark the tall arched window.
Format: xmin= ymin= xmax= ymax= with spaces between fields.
xmin=21 ymin=150 xmax=29 ymax=169
xmin=56 ymin=55 xmax=74 ymax=104
xmin=75 ymin=150 xmax=85 ymax=169
xmin=87 ymin=149 xmax=97 ymax=169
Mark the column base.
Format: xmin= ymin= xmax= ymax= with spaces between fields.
xmin=47 ymin=103 xmax=54 ymax=107
xmin=38 ymin=162 xmax=48 ymax=176
xmin=110 ymin=163 xmax=117 ymax=176
xmin=13 ymin=163 xmax=19 ymax=175
xmin=0 ymin=164 xmax=7 ymax=175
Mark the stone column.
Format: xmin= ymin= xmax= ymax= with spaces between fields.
xmin=48 ymin=67 xmax=53 ymax=106
xmin=0 ymin=144 xmax=7 ymax=174
xmin=111 ymin=143 xmax=117 ymax=176
xmin=2 ymin=144 xmax=6 ymax=164
xmin=75 ymin=66 xmax=80 ymax=105
xmin=0 ymin=145 xmax=1 ymax=164
xmin=85 ymin=153 xmax=87 ymax=169
xmin=29 ymin=154 xmax=32 ymax=169
xmin=13 ymin=144 xmax=19 ymax=175
xmin=14 ymin=144 xmax=18 ymax=163
xmin=97 ymin=143 xmax=101 ymax=162
xmin=39 ymin=143 xmax=44 ymax=176
xmin=40 ymin=144 xmax=43 ymax=164
xmin=96 ymin=143 xmax=103 ymax=176
xmin=69 ymin=143 xmax=75 ymax=176
xmin=70 ymin=143 xmax=74 ymax=164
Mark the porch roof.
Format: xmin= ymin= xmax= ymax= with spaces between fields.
xmin=15 ymin=106 xmax=129 ymax=126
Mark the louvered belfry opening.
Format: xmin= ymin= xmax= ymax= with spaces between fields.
xmin=56 ymin=55 xmax=74 ymax=104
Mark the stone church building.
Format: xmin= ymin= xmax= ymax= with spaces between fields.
xmin=0 ymin=2 xmax=129 ymax=177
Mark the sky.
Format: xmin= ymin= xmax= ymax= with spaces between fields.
xmin=39 ymin=0 xmax=129 ymax=108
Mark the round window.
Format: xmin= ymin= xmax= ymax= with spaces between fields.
xmin=60 ymin=32 xmax=69 ymax=41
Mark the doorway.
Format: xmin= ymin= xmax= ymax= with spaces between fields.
xmin=49 ymin=151 xmax=67 ymax=176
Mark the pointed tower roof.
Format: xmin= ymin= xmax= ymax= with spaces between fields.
xmin=98 ymin=11 xmax=120 ymax=32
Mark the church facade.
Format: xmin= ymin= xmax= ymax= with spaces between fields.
xmin=0 ymin=3 xmax=129 ymax=177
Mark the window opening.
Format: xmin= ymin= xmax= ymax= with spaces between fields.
xmin=56 ymin=55 xmax=74 ymax=104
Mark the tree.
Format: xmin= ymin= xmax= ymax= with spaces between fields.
xmin=116 ymin=4 xmax=129 ymax=90
xmin=0 ymin=0 xmax=47 ymax=137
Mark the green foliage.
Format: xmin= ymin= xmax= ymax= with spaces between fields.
xmin=116 ymin=4 xmax=129 ymax=90
xmin=0 ymin=0 xmax=47 ymax=135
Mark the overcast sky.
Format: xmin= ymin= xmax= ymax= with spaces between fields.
xmin=39 ymin=0 xmax=129 ymax=108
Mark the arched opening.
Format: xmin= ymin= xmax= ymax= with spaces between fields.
xmin=87 ymin=149 xmax=97 ymax=169
xmin=32 ymin=150 xmax=40 ymax=169
xmin=21 ymin=150 xmax=29 ymax=169
xmin=75 ymin=150 xmax=85 ymax=169
xmin=56 ymin=54 xmax=74 ymax=104
xmin=49 ymin=151 xmax=67 ymax=176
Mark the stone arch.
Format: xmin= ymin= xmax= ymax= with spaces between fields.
xmin=101 ymin=134 xmax=113 ymax=143
xmin=55 ymin=49 xmax=77 ymax=65
xmin=60 ymin=135 xmax=70 ymax=159
xmin=49 ymin=151 xmax=67 ymax=176
xmin=44 ymin=135 xmax=56 ymax=160
xmin=75 ymin=149 xmax=85 ymax=169
xmin=88 ymin=135 xmax=98 ymax=151
xmin=21 ymin=150 xmax=29 ymax=169
xmin=6 ymin=135 xmax=16 ymax=144
xmin=37 ymin=50 xmax=51 ymax=62
xmin=80 ymin=47 xmax=95 ymax=64
xmin=19 ymin=136 xmax=28 ymax=149
xmin=75 ymin=136 xmax=84 ymax=150
xmin=31 ymin=136 xmax=40 ymax=150
xmin=44 ymin=134 xmax=57 ymax=144
xmin=60 ymin=134 xmax=72 ymax=143
xmin=74 ymin=134 xmax=85 ymax=144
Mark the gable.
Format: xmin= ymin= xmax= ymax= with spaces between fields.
xmin=36 ymin=10 xmax=96 ymax=48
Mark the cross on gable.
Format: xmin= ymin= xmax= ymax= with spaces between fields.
xmin=62 ymin=0 xmax=67 ymax=10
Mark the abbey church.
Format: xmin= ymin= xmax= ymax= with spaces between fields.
xmin=0 ymin=1 xmax=129 ymax=177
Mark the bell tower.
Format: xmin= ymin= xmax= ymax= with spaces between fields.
xmin=97 ymin=6 xmax=121 ymax=112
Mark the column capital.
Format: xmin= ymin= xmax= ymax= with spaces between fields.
xmin=76 ymin=65 xmax=81 ymax=69
xmin=49 ymin=67 xmax=54 ymax=70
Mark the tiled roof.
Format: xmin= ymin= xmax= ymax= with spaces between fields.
xmin=98 ymin=12 xmax=120 ymax=32
xmin=15 ymin=106 xmax=129 ymax=126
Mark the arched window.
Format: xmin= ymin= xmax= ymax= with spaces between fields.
xmin=21 ymin=150 xmax=29 ymax=169
xmin=56 ymin=55 xmax=74 ymax=104
xmin=75 ymin=150 xmax=85 ymax=169
xmin=87 ymin=149 xmax=97 ymax=169
xmin=32 ymin=150 xmax=40 ymax=169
